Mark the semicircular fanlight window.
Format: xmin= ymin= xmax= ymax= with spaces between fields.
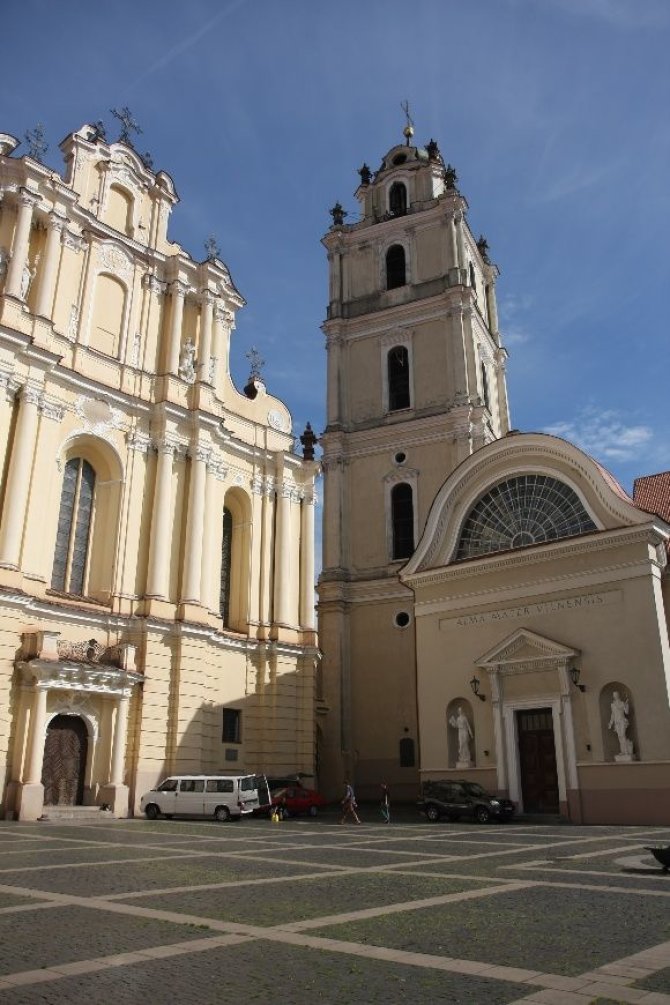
xmin=456 ymin=474 xmax=597 ymax=560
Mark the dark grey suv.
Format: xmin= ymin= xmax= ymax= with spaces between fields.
xmin=418 ymin=780 xmax=515 ymax=824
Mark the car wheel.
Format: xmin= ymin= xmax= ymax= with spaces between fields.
xmin=309 ymin=805 xmax=318 ymax=817
xmin=475 ymin=805 xmax=491 ymax=824
xmin=144 ymin=804 xmax=159 ymax=821
xmin=425 ymin=804 xmax=440 ymax=823
xmin=214 ymin=805 xmax=230 ymax=823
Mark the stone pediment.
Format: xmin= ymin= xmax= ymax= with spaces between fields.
xmin=476 ymin=628 xmax=577 ymax=670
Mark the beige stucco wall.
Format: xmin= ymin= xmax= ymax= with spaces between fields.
xmin=0 ymin=125 xmax=319 ymax=820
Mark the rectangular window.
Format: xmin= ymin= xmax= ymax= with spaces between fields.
xmin=179 ymin=779 xmax=204 ymax=793
xmin=206 ymin=778 xmax=234 ymax=793
xmin=222 ymin=709 xmax=241 ymax=744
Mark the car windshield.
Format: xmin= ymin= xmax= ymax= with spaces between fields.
xmin=460 ymin=782 xmax=489 ymax=797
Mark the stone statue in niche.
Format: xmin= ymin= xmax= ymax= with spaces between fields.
xmin=21 ymin=256 xmax=39 ymax=300
xmin=609 ymin=690 xmax=634 ymax=760
xmin=178 ymin=337 xmax=196 ymax=383
xmin=449 ymin=706 xmax=473 ymax=766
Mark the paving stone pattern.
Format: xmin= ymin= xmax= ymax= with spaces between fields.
xmin=0 ymin=816 xmax=669 ymax=1003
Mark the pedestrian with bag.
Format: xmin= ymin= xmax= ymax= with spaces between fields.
xmin=340 ymin=779 xmax=361 ymax=824
xmin=380 ymin=782 xmax=391 ymax=824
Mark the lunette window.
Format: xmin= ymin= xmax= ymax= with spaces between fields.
xmin=456 ymin=474 xmax=597 ymax=560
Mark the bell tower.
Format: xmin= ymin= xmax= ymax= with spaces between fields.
xmin=317 ymin=124 xmax=510 ymax=799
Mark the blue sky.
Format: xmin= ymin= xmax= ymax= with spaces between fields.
xmin=2 ymin=0 xmax=669 ymax=494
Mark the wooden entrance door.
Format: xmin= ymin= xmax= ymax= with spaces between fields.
xmin=517 ymin=709 xmax=559 ymax=813
xmin=41 ymin=715 xmax=88 ymax=806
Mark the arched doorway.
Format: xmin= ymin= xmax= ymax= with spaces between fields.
xmin=41 ymin=715 xmax=88 ymax=806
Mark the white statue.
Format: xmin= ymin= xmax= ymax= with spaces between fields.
xmin=608 ymin=690 xmax=634 ymax=758
xmin=130 ymin=331 xmax=142 ymax=368
xmin=178 ymin=337 xmax=196 ymax=383
xmin=20 ymin=256 xmax=38 ymax=300
xmin=67 ymin=304 xmax=79 ymax=341
xmin=449 ymin=706 xmax=473 ymax=764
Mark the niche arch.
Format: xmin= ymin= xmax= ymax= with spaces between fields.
xmin=221 ymin=486 xmax=252 ymax=632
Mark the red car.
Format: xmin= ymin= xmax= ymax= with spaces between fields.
xmin=272 ymin=785 xmax=327 ymax=817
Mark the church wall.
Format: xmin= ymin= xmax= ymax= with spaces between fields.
xmin=412 ymin=531 xmax=670 ymax=823
xmin=0 ymin=125 xmax=319 ymax=820
xmin=347 ymin=596 xmax=418 ymax=799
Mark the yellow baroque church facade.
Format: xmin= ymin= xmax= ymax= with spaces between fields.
xmin=0 ymin=124 xmax=318 ymax=821
xmin=317 ymin=129 xmax=670 ymax=825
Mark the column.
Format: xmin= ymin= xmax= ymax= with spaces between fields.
xmin=273 ymin=481 xmax=292 ymax=626
xmin=447 ymin=212 xmax=459 ymax=271
xmin=5 ymin=190 xmax=38 ymax=299
xmin=485 ymin=277 xmax=500 ymax=337
xmin=0 ymin=386 xmax=41 ymax=568
xmin=198 ymin=290 xmax=214 ymax=382
xmin=109 ymin=696 xmax=130 ymax=786
xmin=200 ymin=457 xmax=221 ymax=612
xmin=321 ymin=456 xmax=343 ymax=572
xmin=181 ymin=444 xmax=209 ymax=604
xmin=211 ymin=304 xmax=233 ymax=395
xmin=34 ymin=212 xmax=66 ymax=318
xmin=145 ymin=440 xmax=175 ymax=598
xmin=258 ymin=480 xmax=274 ymax=633
xmin=299 ymin=490 xmax=316 ymax=630
xmin=454 ymin=209 xmax=466 ymax=275
xmin=325 ymin=334 xmax=342 ymax=426
xmin=166 ymin=282 xmax=186 ymax=374
xmin=25 ymin=686 xmax=48 ymax=785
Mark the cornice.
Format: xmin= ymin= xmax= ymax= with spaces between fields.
xmin=406 ymin=527 xmax=663 ymax=594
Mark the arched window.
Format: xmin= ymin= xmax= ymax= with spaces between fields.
xmin=219 ymin=507 xmax=233 ymax=626
xmin=51 ymin=458 xmax=96 ymax=595
xmin=481 ymin=360 xmax=490 ymax=411
xmin=456 ymin=474 xmax=598 ymax=560
xmin=90 ymin=274 xmax=125 ymax=357
xmin=391 ymin=482 xmax=414 ymax=560
xmin=386 ymin=245 xmax=406 ymax=290
xmin=105 ymin=184 xmax=133 ymax=236
xmin=388 ymin=346 xmax=410 ymax=411
xmin=389 ymin=181 xmax=407 ymax=217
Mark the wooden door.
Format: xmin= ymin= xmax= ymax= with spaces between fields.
xmin=41 ymin=715 xmax=88 ymax=806
xmin=517 ymin=709 xmax=559 ymax=813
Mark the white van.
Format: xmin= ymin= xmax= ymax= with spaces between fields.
xmin=140 ymin=773 xmax=270 ymax=822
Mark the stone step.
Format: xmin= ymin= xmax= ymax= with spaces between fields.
xmin=39 ymin=806 xmax=116 ymax=823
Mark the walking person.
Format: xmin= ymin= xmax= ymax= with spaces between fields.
xmin=340 ymin=779 xmax=361 ymax=824
xmin=380 ymin=782 xmax=391 ymax=824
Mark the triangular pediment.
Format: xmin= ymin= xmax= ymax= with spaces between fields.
xmin=476 ymin=628 xmax=578 ymax=669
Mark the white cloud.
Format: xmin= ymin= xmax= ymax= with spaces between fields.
xmin=543 ymin=408 xmax=653 ymax=463
xmin=542 ymin=0 xmax=670 ymax=29
xmin=499 ymin=294 xmax=534 ymax=345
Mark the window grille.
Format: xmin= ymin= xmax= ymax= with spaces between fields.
xmin=456 ymin=475 xmax=597 ymax=560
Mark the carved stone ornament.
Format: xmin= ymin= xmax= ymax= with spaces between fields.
xmin=74 ymin=395 xmax=124 ymax=437
xmin=267 ymin=409 xmax=286 ymax=432
xmin=62 ymin=230 xmax=86 ymax=254
xmin=98 ymin=242 xmax=133 ymax=278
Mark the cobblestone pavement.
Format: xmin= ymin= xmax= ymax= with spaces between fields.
xmin=0 ymin=812 xmax=669 ymax=1003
